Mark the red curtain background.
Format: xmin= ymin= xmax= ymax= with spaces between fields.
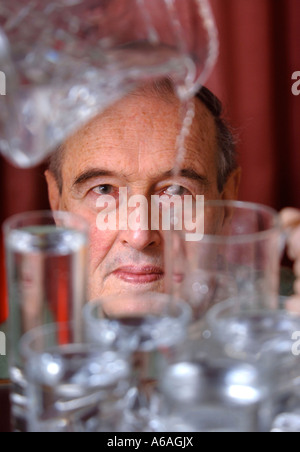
xmin=208 ymin=0 xmax=300 ymax=209
xmin=1 ymin=0 xmax=300 ymax=322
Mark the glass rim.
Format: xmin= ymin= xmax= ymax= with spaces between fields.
xmin=206 ymin=296 xmax=296 ymax=330
xmin=20 ymin=321 xmax=90 ymax=360
xmin=84 ymin=292 xmax=192 ymax=326
xmin=193 ymin=200 xmax=280 ymax=244
xmin=20 ymin=321 xmax=131 ymax=387
xmin=205 ymin=297 xmax=300 ymax=352
xmin=2 ymin=209 xmax=89 ymax=235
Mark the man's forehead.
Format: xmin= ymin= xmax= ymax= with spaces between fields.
xmin=61 ymin=88 xmax=218 ymax=179
xmin=67 ymin=90 xmax=181 ymax=143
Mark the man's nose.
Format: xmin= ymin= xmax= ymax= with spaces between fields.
xmin=117 ymin=192 xmax=162 ymax=251
xmin=119 ymin=228 xmax=161 ymax=251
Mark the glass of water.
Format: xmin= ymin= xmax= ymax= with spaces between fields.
xmin=83 ymin=292 xmax=191 ymax=432
xmin=20 ymin=322 xmax=131 ymax=432
xmin=3 ymin=210 xmax=89 ymax=431
xmin=164 ymin=200 xmax=283 ymax=320
xmin=159 ymin=351 xmax=268 ymax=432
xmin=205 ymin=297 xmax=300 ymax=431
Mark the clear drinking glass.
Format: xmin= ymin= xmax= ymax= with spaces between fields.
xmin=0 ymin=320 xmax=8 ymax=381
xmin=159 ymin=348 xmax=269 ymax=432
xmin=20 ymin=322 xmax=131 ymax=432
xmin=271 ymin=413 xmax=300 ymax=433
xmin=3 ymin=210 xmax=89 ymax=432
xmin=0 ymin=0 xmax=218 ymax=167
xmin=164 ymin=200 xmax=283 ymax=320
xmin=83 ymin=292 xmax=191 ymax=432
xmin=205 ymin=297 xmax=300 ymax=431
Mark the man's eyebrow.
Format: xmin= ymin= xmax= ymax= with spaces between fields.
xmin=72 ymin=169 xmax=118 ymax=187
xmin=162 ymin=169 xmax=210 ymax=186
xmin=72 ymin=168 xmax=210 ymax=188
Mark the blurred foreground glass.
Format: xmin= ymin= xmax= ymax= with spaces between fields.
xmin=159 ymin=354 xmax=268 ymax=432
xmin=158 ymin=294 xmax=300 ymax=432
xmin=20 ymin=322 xmax=130 ymax=432
xmin=164 ymin=201 xmax=283 ymax=319
xmin=204 ymin=297 xmax=300 ymax=431
xmin=83 ymin=292 xmax=191 ymax=432
xmin=0 ymin=0 xmax=218 ymax=167
xmin=3 ymin=210 xmax=89 ymax=431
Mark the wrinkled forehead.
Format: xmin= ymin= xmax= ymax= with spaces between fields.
xmin=61 ymin=86 xmax=218 ymax=179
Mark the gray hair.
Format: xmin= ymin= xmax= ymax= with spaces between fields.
xmin=48 ymin=82 xmax=238 ymax=193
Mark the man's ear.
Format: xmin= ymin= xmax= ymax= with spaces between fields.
xmin=45 ymin=170 xmax=61 ymax=211
xmin=221 ymin=167 xmax=242 ymax=201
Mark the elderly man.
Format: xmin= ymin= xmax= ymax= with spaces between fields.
xmin=45 ymin=80 xmax=240 ymax=300
xmin=45 ymin=79 xmax=300 ymax=307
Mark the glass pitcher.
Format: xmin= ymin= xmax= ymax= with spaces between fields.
xmin=0 ymin=0 xmax=218 ymax=167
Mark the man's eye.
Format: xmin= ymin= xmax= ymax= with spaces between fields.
xmin=163 ymin=185 xmax=188 ymax=197
xmin=92 ymin=185 xmax=116 ymax=196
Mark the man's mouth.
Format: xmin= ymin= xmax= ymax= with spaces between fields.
xmin=112 ymin=266 xmax=164 ymax=284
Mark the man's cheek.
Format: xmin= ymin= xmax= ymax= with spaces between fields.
xmin=62 ymin=204 xmax=113 ymax=242
xmin=88 ymin=226 xmax=118 ymax=269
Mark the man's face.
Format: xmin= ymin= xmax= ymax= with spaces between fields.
xmin=46 ymin=88 xmax=238 ymax=300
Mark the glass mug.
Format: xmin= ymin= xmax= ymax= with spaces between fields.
xmin=164 ymin=200 xmax=286 ymax=320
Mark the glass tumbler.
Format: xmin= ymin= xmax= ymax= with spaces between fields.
xmin=20 ymin=322 xmax=131 ymax=432
xmin=159 ymin=352 xmax=268 ymax=432
xmin=3 ymin=210 xmax=89 ymax=431
xmin=83 ymin=292 xmax=191 ymax=432
xmin=205 ymin=297 xmax=300 ymax=431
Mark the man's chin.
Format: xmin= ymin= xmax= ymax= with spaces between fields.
xmin=89 ymin=275 xmax=165 ymax=300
